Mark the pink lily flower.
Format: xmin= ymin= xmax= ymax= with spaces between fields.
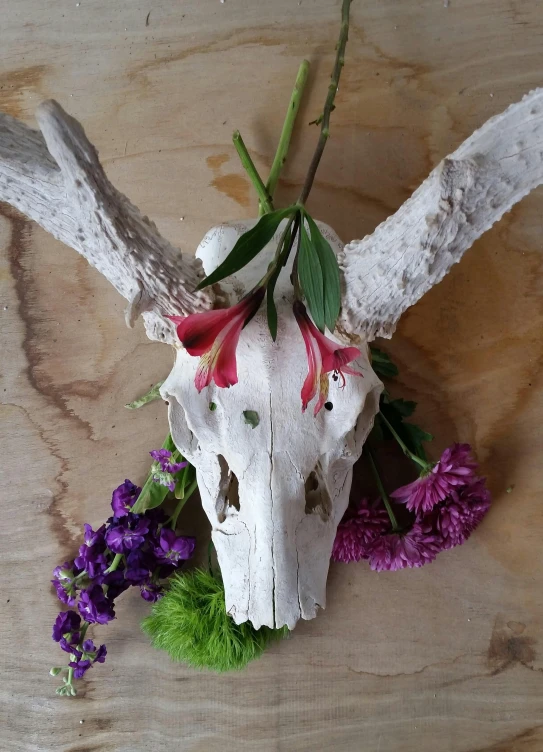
xmin=168 ymin=287 xmax=265 ymax=392
xmin=293 ymin=301 xmax=362 ymax=415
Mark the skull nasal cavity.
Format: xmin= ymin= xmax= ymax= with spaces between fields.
xmin=216 ymin=455 xmax=240 ymax=522
xmin=304 ymin=465 xmax=332 ymax=521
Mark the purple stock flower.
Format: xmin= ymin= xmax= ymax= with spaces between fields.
xmin=69 ymin=639 xmax=107 ymax=678
xmin=366 ymin=521 xmax=441 ymax=572
xmin=83 ymin=523 xmax=106 ymax=548
xmin=111 ymin=479 xmax=141 ymax=517
xmin=74 ymin=523 xmax=108 ymax=579
xmin=98 ymin=569 xmax=130 ymax=600
xmin=150 ymin=449 xmax=187 ymax=475
xmin=59 ymin=637 xmax=81 ymax=657
xmin=69 ymin=659 xmax=92 ymax=679
xmin=149 ymin=449 xmax=187 ymax=492
xmin=105 ymin=513 xmax=151 ymax=554
xmin=433 ymin=477 xmax=491 ymax=550
xmin=140 ymin=578 xmax=163 ymax=602
xmin=154 ymin=528 xmax=196 ymax=566
xmin=51 ymin=562 xmax=81 ymax=606
xmin=78 ymin=585 xmax=115 ymax=625
xmin=124 ymin=549 xmax=155 ymax=585
xmin=332 ymin=499 xmax=390 ymax=563
xmin=391 ymin=443 xmax=478 ymax=514
xmin=94 ymin=643 xmax=107 ymax=663
xmin=52 ymin=610 xmax=81 ymax=642
xmin=81 ymin=638 xmax=107 ymax=661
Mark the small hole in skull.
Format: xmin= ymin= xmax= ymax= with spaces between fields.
xmin=304 ymin=465 xmax=332 ymax=521
xmin=324 ymin=402 xmax=333 ymax=411
xmin=216 ymin=455 xmax=240 ymax=522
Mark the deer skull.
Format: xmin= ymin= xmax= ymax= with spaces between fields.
xmin=162 ymin=221 xmax=383 ymax=629
xmin=2 ymin=90 xmax=543 ymax=628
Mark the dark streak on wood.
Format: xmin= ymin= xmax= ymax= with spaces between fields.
xmin=2 ymin=202 xmax=74 ymax=550
xmin=468 ymin=725 xmax=543 ymax=752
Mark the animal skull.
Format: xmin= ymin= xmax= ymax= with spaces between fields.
xmin=2 ymin=90 xmax=543 ymax=628
xmin=162 ymin=221 xmax=383 ymax=629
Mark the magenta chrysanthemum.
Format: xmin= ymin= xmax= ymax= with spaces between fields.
xmin=433 ymin=477 xmax=491 ymax=550
xmin=366 ymin=521 xmax=441 ymax=571
xmin=391 ymin=443 xmax=478 ymax=514
xmin=331 ymin=499 xmax=390 ymax=563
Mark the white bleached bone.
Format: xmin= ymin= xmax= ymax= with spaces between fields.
xmin=0 ymin=100 xmax=214 ymax=343
xmin=1 ymin=90 xmax=543 ymax=628
xmin=339 ymin=88 xmax=543 ymax=340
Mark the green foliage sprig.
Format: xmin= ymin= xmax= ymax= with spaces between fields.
xmin=196 ymin=0 xmax=353 ymax=339
xmin=369 ymin=346 xmax=434 ymax=461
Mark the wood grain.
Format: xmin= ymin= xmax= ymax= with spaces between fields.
xmin=1 ymin=0 xmax=542 ymax=749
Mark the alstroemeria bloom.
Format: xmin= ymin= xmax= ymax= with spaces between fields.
xmin=293 ymin=301 xmax=362 ymax=415
xmin=169 ymin=287 xmax=265 ymax=392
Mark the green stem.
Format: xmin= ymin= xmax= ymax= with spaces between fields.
xmin=233 ymin=131 xmax=274 ymax=214
xmin=132 ymin=434 xmax=176 ymax=514
xmin=259 ymin=210 xmax=299 ymax=287
xmin=79 ymin=622 xmax=89 ymax=642
xmin=174 ymin=463 xmax=190 ymax=500
xmin=298 ymin=0 xmax=352 ymax=205
xmin=125 ymin=381 xmax=164 ymax=409
xmin=259 ymin=60 xmax=310 ymax=216
xmin=104 ymin=553 xmax=123 ymax=575
xmin=291 ymin=212 xmax=303 ymax=298
xmin=66 ymin=667 xmax=75 ymax=693
xmin=168 ymin=477 xmax=198 ymax=529
xmin=367 ymin=449 xmax=400 ymax=533
xmin=379 ymin=412 xmax=430 ymax=471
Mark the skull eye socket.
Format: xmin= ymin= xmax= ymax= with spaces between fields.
xmin=216 ymin=454 xmax=240 ymax=522
xmin=304 ymin=464 xmax=331 ymax=521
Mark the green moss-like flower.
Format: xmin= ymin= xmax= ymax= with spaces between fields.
xmin=141 ymin=570 xmax=288 ymax=672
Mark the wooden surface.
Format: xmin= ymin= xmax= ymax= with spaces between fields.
xmin=1 ymin=0 xmax=543 ymax=749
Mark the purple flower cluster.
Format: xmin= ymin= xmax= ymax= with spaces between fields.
xmin=331 ymin=499 xmax=389 ymax=563
xmin=149 ymin=449 xmax=187 ymax=492
xmin=390 ymin=444 xmax=478 ymax=514
xmin=332 ymin=443 xmax=491 ymax=571
xmin=51 ymin=479 xmax=195 ymax=695
xmin=52 ymin=610 xmax=107 ymax=682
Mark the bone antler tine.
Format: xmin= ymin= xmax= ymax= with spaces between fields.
xmin=340 ymin=87 xmax=543 ymax=341
xmin=36 ymin=99 xmax=102 ymax=179
xmin=0 ymin=101 xmax=214 ymax=343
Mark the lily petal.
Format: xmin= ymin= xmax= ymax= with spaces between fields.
xmin=171 ymin=287 xmax=265 ymax=392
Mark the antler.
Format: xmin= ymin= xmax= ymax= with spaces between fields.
xmin=0 ymin=100 xmax=214 ymax=343
xmin=340 ymin=88 xmax=543 ymax=341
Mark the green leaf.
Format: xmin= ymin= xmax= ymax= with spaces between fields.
xmin=266 ymin=262 xmax=283 ymax=341
xmin=378 ymin=399 xmax=432 ymax=461
xmin=402 ymin=422 xmax=433 ymax=459
xmin=387 ymin=398 xmax=417 ymax=419
xmin=145 ymin=481 xmax=171 ymax=511
xmin=304 ymin=214 xmax=341 ymax=331
xmin=196 ymin=208 xmax=293 ymax=289
xmin=298 ymin=221 xmax=325 ymax=332
xmin=243 ymin=410 xmax=260 ymax=429
xmin=370 ymin=347 xmax=399 ymax=379
xmin=125 ymin=381 xmax=164 ymax=409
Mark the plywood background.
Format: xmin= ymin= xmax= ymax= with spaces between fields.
xmin=1 ymin=1 xmax=542 ymax=750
